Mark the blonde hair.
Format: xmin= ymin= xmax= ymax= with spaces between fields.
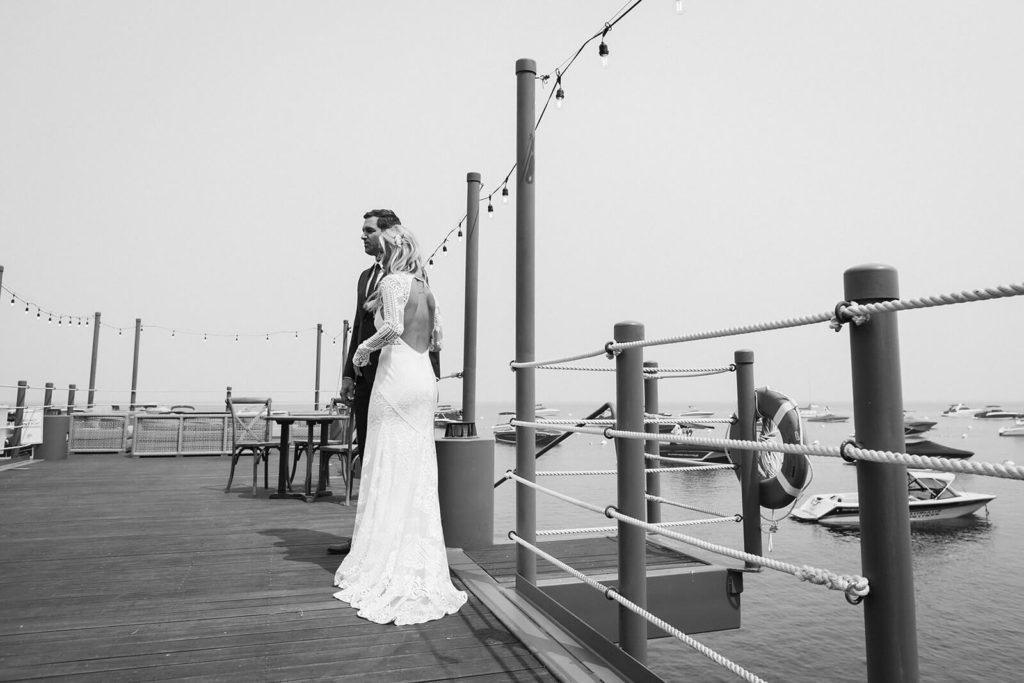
xmin=363 ymin=224 xmax=427 ymax=312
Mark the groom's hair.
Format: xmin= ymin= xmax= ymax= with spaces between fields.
xmin=364 ymin=209 xmax=401 ymax=231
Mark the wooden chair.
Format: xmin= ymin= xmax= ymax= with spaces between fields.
xmin=288 ymin=399 xmax=360 ymax=504
xmin=224 ymin=397 xmax=281 ymax=496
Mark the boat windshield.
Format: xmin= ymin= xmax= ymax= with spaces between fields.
xmin=908 ymin=474 xmax=957 ymax=500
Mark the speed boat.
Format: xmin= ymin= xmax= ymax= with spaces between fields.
xmin=973 ymin=407 xmax=1023 ymax=420
xmin=999 ymin=419 xmax=1024 ymax=437
xmin=492 ymin=423 xmax=564 ymax=447
xmin=791 ymin=470 xmax=995 ymax=527
xmin=941 ymin=403 xmax=989 ymax=418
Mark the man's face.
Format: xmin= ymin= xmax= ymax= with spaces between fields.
xmin=361 ymin=217 xmax=382 ymax=257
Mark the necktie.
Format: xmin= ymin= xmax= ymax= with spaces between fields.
xmin=365 ymin=265 xmax=380 ymax=297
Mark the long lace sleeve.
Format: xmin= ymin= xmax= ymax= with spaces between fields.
xmin=353 ymin=275 xmax=407 ymax=367
xmin=430 ymin=303 xmax=443 ymax=352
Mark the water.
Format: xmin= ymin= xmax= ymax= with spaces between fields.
xmin=476 ymin=400 xmax=1024 ymax=682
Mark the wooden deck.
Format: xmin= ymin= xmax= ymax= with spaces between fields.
xmin=0 ymin=453 xmax=557 ymax=682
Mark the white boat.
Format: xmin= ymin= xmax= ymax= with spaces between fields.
xmin=999 ymin=419 xmax=1024 ymax=437
xmin=791 ymin=470 xmax=995 ymax=527
xmin=497 ymin=403 xmax=560 ymax=418
xmin=797 ymin=403 xmax=827 ymax=419
xmin=940 ymin=403 xmax=988 ymax=418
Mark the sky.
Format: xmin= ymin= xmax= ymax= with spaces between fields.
xmin=2 ymin=0 xmax=1023 ymax=413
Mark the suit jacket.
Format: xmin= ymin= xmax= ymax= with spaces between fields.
xmin=343 ymin=264 xmax=440 ymax=390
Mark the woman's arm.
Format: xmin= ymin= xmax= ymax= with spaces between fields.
xmin=353 ymin=276 xmax=406 ymax=367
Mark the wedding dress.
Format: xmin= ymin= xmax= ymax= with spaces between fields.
xmin=333 ymin=272 xmax=467 ymax=625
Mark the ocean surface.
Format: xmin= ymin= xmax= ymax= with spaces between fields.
xmin=476 ymin=400 xmax=1024 ymax=683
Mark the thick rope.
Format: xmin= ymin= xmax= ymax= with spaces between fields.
xmin=504 ymin=471 xmax=870 ymax=602
xmin=537 ymin=516 xmax=739 ymax=537
xmin=509 ymin=532 xmax=768 ymax=683
xmin=512 ymin=419 xmax=1024 ymax=482
xmin=532 ymin=417 xmax=733 ymax=426
xmin=510 ymin=347 xmax=608 ymax=370
xmin=536 ymin=465 xmax=733 ymax=476
xmin=607 ymin=282 xmax=1024 ymax=352
xmin=645 ymin=494 xmax=735 ymax=518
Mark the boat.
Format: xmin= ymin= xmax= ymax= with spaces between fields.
xmin=797 ymin=403 xmax=827 ymax=419
xmin=673 ymin=407 xmax=715 ymax=418
xmin=492 ymin=423 xmax=564 ymax=447
xmin=940 ymin=403 xmax=989 ymax=418
xmin=999 ymin=419 xmax=1024 ymax=437
xmin=973 ymin=407 xmax=1024 ymax=420
xmin=497 ymin=403 xmax=560 ymax=418
xmin=434 ymin=403 xmax=463 ymax=427
xmin=904 ymin=436 xmax=974 ymax=459
xmin=791 ymin=470 xmax=996 ymax=526
xmin=807 ymin=412 xmax=849 ymax=423
xmin=904 ymin=419 xmax=936 ymax=436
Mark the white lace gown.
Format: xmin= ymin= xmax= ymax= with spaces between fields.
xmin=333 ymin=272 xmax=468 ymax=625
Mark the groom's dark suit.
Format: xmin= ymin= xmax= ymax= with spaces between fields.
xmin=343 ymin=263 xmax=440 ymax=458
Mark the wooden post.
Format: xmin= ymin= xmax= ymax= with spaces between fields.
xmin=315 ymin=323 xmax=322 ymax=410
xmin=614 ymin=321 xmax=647 ymax=662
xmin=10 ymin=380 xmax=27 ymax=452
xmin=643 ymin=361 xmax=661 ymax=523
xmin=460 ymin=171 xmax=482 ymax=436
xmin=845 ymin=263 xmax=918 ymax=682
xmin=734 ymin=349 xmax=761 ymax=566
xmin=43 ymin=382 xmax=55 ymax=415
xmin=87 ymin=313 xmax=101 ymax=408
xmin=514 ymin=57 xmax=537 ymax=584
xmin=129 ymin=318 xmax=141 ymax=411
xmin=67 ymin=384 xmax=77 ymax=414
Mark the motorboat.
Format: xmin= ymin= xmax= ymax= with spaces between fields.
xmin=904 ymin=436 xmax=974 ymax=459
xmin=999 ymin=419 xmax=1024 ymax=437
xmin=673 ymin=407 xmax=716 ymax=418
xmin=791 ymin=470 xmax=996 ymax=527
xmin=492 ymin=423 xmax=564 ymax=447
xmin=807 ymin=412 xmax=849 ymax=423
xmin=656 ymin=421 xmax=721 ymax=458
xmin=497 ymin=403 xmax=560 ymax=418
xmin=940 ymin=403 xmax=989 ymax=418
xmin=904 ymin=419 xmax=937 ymax=436
xmin=973 ymin=407 xmax=1023 ymax=420
xmin=797 ymin=403 xmax=827 ymax=419
xmin=434 ymin=403 xmax=463 ymax=427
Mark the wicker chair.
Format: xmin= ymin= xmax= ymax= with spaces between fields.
xmin=224 ymin=397 xmax=281 ymax=496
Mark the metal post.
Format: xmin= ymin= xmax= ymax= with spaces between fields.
xmin=67 ymin=384 xmax=77 ymax=414
xmin=43 ymin=383 xmax=55 ymax=415
xmin=129 ymin=318 xmax=141 ymax=411
xmin=461 ymin=171 xmax=482 ymax=436
xmin=514 ymin=57 xmax=537 ymax=584
xmin=643 ymin=361 xmax=661 ymax=523
xmin=614 ymin=321 xmax=647 ymax=662
xmin=845 ymin=263 xmax=918 ymax=683
xmin=734 ymin=349 xmax=761 ymax=565
xmin=10 ymin=380 xmax=27 ymax=451
xmin=315 ymin=323 xmax=323 ymax=410
xmin=340 ymin=320 xmax=350 ymax=394
xmin=87 ymin=312 xmax=100 ymax=408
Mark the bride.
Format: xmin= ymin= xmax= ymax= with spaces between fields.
xmin=333 ymin=223 xmax=467 ymax=625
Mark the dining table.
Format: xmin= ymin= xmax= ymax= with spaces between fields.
xmin=264 ymin=412 xmax=348 ymax=502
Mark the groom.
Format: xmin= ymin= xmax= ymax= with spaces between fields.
xmin=328 ymin=209 xmax=440 ymax=555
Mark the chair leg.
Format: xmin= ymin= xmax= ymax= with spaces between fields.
xmin=264 ymin=448 xmax=270 ymax=490
xmin=225 ymin=451 xmax=241 ymax=493
xmin=288 ymin=443 xmax=305 ymax=484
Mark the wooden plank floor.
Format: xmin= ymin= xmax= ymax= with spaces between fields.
xmin=0 ymin=454 xmax=556 ymax=682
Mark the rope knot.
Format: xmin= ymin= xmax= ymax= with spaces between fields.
xmin=830 ymin=300 xmax=871 ymax=331
xmin=604 ymin=340 xmax=619 ymax=359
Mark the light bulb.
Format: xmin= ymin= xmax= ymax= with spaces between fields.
xmin=555 ymin=87 xmax=564 ymax=108
xmin=599 ymin=41 xmax=609 ymax=68
xmin=502 ymin=185 xmax=509 ymax=203
xmin=487 ymin=201 xmax=494 ymax=217
xmin=429 ymin=258 xmax=434 ymax=269
xmin=9 ymin=297 xmax=13 ymax=306
xmin=235 ymin=334 xmax=239 ymax=342
xmin=442 ymin=243 xmax=448 ymax=253
xmin=172 ymin=330 xmax=175 ymax=337
xmin=457 ymin=228 xmax=463 ymax=242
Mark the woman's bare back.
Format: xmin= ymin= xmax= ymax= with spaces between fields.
xmin=401 ymin=277 xmax=435 ymax=353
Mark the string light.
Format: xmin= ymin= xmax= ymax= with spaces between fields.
xmin=487 ymin=198 xmax=494 ymax=218
xmin=203 ymin=333 xmax=207 ymax=342
xmin=24 ymin=303 xmax=28 ymax=314
xmin=555 ymin=72 xmax=565 ymax=109
xmin=457 ymin=227 xmax=463 ymax=242
xmin=501 ymin=184 xmax=509 ymax=203
xmin=57 ymin=316 xmax=62 ymax=326
xmin=9 ymin=296 xmax=13 ymax=306
xmin=172 ymin=330 xmax=175 ymax=337
xmin=235 ymin=334 xmax=239 ymax=342
xmin=599 ymin=26 xmax=610 ymax=67
xmin=442 ymin=242 xmax=448 ymax=254
xmin=429 ymin=258 xmax=434 ymax=269
xmin=675 ymin=0 xmax=685 ymax=14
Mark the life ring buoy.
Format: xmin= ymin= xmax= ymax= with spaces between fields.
xmin=726 ymin=386 xmax=810 ymax=510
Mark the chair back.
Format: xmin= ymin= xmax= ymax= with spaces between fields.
xmin=328 ymin=398 xmax=353 ymax=443
xmin=225 ymin=397 xmax=273 ymax=444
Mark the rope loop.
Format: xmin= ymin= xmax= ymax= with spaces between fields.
xmin=728 ymin=363 xmax=737 ymax=372
xmin=604 ymin=340 xmax=619 ymax=359
xmin=603 ymin=426 xmax=615 ymax=439
xmin=838 ymin=439 xmax=860 ymax=464
xmin=845 ymin=584 xmax=867 ymax=605
xmin=604 ymin=504 xmax=619 ymax=519
xmin=507 ymin=530 xmax=517 ymax=541
xmin=508 ymin=359 xmax=517 ymax=372
xmin=603 ymin=587 xmax=616 ymax=600
xmin=830 ymin=300 xmax=872 ymax=331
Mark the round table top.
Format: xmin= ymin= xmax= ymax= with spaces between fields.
xmin=266 ymin=412 xmax=348 ymax=422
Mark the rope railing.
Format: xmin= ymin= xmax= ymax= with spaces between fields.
xmin=537 ymin=516 xmax=741 ymax=537
xmin=511 ymin=419 xmax=1024 ymax=482
xmin=529 ymin=364 xmax=734 ymax=375
xmin=645 ymin=494 xmax=736 ymax=519
xmin=508 ymin=281 xmax=1024 ymax=367
xmin=530 ymin=416 xmax=733 ymax=426
xmin=535 ymin=465 xmax=733 ymax=476
xmin=508 ymin=531 xmax=768 ymax=683
xmin=504 ymin=471 xmax=870 ymax=603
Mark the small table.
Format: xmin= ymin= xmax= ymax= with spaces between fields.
xmin=264 ymin=413 xmax=348 ymax=502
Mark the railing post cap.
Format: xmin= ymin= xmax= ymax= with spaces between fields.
xmin=613 ymin=321 xmax=645 ymax=342
xmin=466 ymin=172 xmax=481 ymax=183
xmin=734 ymin=349 xmax=755 ymax=363
xmin=516 ymin=58 xmax=537 ymax=74
xmin=844 ymin=263 xmax=899 ymax=300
